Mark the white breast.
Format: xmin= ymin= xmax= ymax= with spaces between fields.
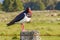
xmin=19 ymin=13 xmax=31 ymax=23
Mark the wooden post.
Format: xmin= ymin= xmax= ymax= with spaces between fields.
xmin=20 ymin=31 xmax=41 ymax=40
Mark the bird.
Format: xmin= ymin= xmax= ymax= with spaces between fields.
xmin=7 ymin=7 xmax=32 ymax=32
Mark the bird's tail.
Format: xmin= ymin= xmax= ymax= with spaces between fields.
xmin=7 ymin=20 xmax=15 ymax=26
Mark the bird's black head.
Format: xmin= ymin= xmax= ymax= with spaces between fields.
xmin=26 ymin=7 xmax=32 ymax=16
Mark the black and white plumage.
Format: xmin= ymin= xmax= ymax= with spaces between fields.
xmin=7 ymin=7 xmax=32 ymax=31
xmin=7 ymin=7 xmax=32 ymax=26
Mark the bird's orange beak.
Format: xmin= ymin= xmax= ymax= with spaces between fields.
xmin=28 ymin=8 xmax=32 ymax=16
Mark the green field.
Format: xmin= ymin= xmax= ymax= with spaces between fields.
xmin=0 ymin=11 xmax=60 ymax=40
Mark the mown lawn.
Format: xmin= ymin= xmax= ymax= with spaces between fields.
xmin=0 ymin=11 xmax=60 ymax=40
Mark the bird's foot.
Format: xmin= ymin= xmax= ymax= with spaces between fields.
xmin=22 ymin=30 xmax=27 ymax=32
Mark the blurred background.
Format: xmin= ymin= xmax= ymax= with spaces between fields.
xmin=0 ymin=0 xmax=60 ymax=11
xmin=0 ymin=0 xmax=60 ymax=40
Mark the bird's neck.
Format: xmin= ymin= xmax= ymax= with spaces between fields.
xmin=24 ymin=10 xmax=28 ymax=14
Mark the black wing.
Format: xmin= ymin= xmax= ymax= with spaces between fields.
xmin=7 ymin=13 xmax=25 ymax=26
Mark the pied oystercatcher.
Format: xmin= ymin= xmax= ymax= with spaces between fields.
xmin=7 ymin=7 xmax=32 ymax=31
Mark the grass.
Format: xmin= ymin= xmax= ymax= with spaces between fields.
xmin=0 ymin=11 xmax=60 ymax=40
xmin=0 ymin=36 xmax=60 ymax=40
xmin=41 ymin=36 xmax=60 ymax=40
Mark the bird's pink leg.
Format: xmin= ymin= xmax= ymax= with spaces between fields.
xmin=21 ymin=23 xmax=25 ymax=32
